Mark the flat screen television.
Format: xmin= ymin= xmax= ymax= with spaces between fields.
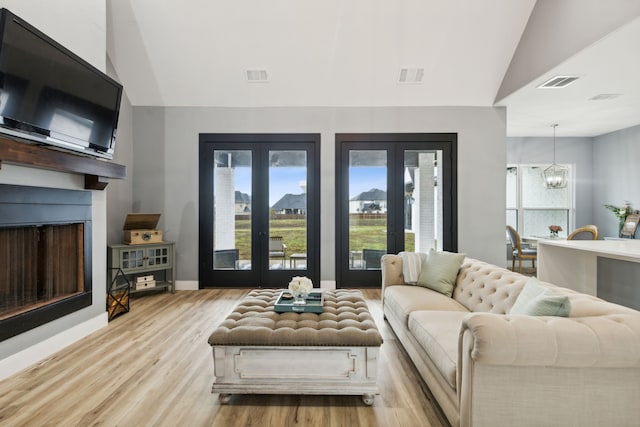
xmin=0 ymin=8 xmax=122 ymax=159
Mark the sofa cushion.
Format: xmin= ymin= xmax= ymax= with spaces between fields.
xmin=417 ymin=249 xmax=466 ymax=297
xmin=510 ymin=278 xmax=571 ymax=316
xmin=453 ymin=259 xmax=529 ymax=313
xmin=384 ymin=285 xmax=469 ymax=326
xmin=408 ymin=310 xmax=468 ymax=389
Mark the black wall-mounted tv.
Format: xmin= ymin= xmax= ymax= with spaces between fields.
xmin=0 ymin=8 xmax=122 ymax=159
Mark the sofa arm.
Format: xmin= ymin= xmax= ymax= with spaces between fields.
xmin=459 ymin=312 xmax=640 ymax=368
xmin=458 ymin=312 xmax=640 ymax=427
xmin=381 ymin=254 xmax=406 ymax=288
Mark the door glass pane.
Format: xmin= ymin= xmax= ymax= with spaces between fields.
xmin=213 ymin=150 xmax=251 ymax=270
xmin=348 ymin=150 xmax=387 ymax=270
xmin=269 ymin=150 xmax=307 ymax=270
xmin=404 ymin=150 xmax=442 ymax=252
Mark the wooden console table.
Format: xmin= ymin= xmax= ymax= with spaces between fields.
xmin=107 ymin=242 xmax=176 ymax=294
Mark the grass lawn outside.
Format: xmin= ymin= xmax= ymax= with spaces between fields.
xmin=232 ymin=215 xmax=414 ymax=261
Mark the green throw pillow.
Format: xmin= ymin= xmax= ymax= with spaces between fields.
xmin=416 ymin=249 xmax=466 ymax=297
xmin=510 ymin=278 xmax=571 ymax=317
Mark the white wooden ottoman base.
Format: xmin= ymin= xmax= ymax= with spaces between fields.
xmin=211 ymin=345 xmax=380 ymax=405
xmin=208 ymin=289 xmax=383 ymax=405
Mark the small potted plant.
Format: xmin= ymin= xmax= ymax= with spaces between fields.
xmin=548 ymin=225 xmax=562 ymax=238
xmin=604 ymin=202 xmax=634 ymax=236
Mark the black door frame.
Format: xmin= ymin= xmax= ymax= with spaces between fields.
xmin=335 ymin=133 xmax=458 ymax=288
xmin=199 ymin=133 xmax=320 ymax=288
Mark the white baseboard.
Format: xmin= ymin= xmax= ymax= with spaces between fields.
xmin=0 ymin=312 xmax=108 ymax=381
xmin=320 ymin=280 xmax=336 ymax=290
xmin=176 ymin=280 xmax=199 ymax=291
xmin=178 ymin=280 xmax=333 ymax=291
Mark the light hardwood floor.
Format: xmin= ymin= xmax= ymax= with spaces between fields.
xmin=0 ymin=289 xmax=448 ymax=427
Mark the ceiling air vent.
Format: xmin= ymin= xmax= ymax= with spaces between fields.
xmin=398 ymin=68 xmax=424 ymax=84
xmin=245 ymin=69 xmax=269 ymax=83
xmin=537 ymin=75 xmax=579 ymax=89
xmin=589 ymin=93 xmax=622 ymax=101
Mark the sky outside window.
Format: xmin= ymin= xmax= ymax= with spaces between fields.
xmin=235 ymin=165 xmax=386 ymax=206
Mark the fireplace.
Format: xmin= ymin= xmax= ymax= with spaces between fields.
xmin=0 ymin=184 xmax=92 ymax=341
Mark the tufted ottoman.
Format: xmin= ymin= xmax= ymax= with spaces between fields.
xmin=207 ymin=289 xmax=383 ymax=404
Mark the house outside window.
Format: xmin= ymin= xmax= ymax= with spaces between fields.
xmin=349 ymin=188 xmax=387 ymax=213
xmin=507 ymin=164 xmax=573 ymax=238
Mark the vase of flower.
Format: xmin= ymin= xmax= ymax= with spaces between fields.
xmin=548 ymin=225 xmax=562 ymax=238
xmin=288 ymin=276 xmax=313 ymax=305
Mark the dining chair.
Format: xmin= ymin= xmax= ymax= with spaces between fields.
xmin=268 ymin=236 xmax=287 ymax=265
xmin=505 ymin=225 xmax=537 ymax=273
xmin=214 ymin=249 xmax=239 ymax=269
xmin=567 ymin=225 xmax=599 ymax=240
xmin=362 ymin=249 xmax=387 ymax=269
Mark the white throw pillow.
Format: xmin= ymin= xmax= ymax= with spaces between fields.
xmin=510 ymin=278 xmax=571 ymax=317
xmin=399 ymin=251 xmax=427 ymax=284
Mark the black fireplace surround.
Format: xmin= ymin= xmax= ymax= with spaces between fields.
xmin=0 ymin=184 xmax=92 ymax=341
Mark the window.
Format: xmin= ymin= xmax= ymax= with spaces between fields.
xmin=506 ymin=165 xmax=573 ymax=238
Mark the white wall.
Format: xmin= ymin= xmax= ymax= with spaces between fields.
xmin=593 ymin=124 xmax=640 ymax=237
xmin=0 ymin=0 xmax=110 ymax=376
xmin=0 ymin=0 xmax=106 ymax=71
xmin=507 ymin=136 xmax=594 ymax=229
xmin=132 ymin=106 xmax=507 ymax=283
xmin=497 ymin=0 xmax=640 ymax=102
xmin=106 ymin=58 xmax=134 ymax=245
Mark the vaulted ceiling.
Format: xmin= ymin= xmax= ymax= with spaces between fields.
xmin=106 ymin=0 xmax=640 ymax=137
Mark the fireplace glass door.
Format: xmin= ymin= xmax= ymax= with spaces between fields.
xmin=0 ymin=223 xmax=84 ymax=320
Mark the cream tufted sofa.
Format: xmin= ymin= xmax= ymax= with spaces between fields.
xmin=381 ymin=255 xmax=640 ymax=427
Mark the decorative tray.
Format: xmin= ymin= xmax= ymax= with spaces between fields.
xmin=274 ymin=290 xmax=324 ymax=313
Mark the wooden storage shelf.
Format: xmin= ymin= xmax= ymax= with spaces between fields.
xmin=107 ymin=242 xmax=176 ymax=296
xmin=130 ymin=281 xmax=172 ymax=294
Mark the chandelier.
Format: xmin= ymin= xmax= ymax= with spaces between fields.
xmin=543 ymin=124 xmax=568 ymax=189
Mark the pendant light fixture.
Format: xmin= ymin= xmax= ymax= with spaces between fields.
xmin=543 ymin=124 xmax=568 ymax=189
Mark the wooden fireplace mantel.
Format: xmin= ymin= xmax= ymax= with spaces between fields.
xmin=0 ymin=136 xmax=126 ymax=190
